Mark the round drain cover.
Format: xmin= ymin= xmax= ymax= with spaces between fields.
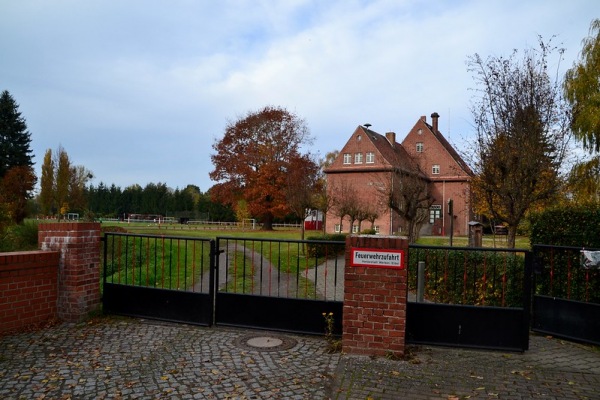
xmin=235 ymin=333 xmax=297 ymax=352
xmin=246 ymin=336 xmax=283 ymax=348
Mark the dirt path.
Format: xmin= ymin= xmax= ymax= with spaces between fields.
xmin=195 ymin=243 xmax=300 ymax=296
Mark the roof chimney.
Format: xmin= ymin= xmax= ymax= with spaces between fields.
xmin=431 ymin=112 xmax=439 ymax=133
xmin=385 ymin=131 xmax=396 ymax=147
xmin=421 ymin=115 xmax=426 ymax=122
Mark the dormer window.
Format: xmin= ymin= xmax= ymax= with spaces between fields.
xmin=343 ymin=153 xmax=351 ymax=164
xmin=354 ymin=153 xmax=363 ymax=164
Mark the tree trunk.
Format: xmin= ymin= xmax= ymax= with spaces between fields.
xmin=261 ymin=213 xmax=274 ymax=230
xmin=507 ymin=226 xmax=517 ymax=248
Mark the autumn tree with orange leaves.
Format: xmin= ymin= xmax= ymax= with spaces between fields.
xmin=209 ymin=106 xmax=317 ymax=230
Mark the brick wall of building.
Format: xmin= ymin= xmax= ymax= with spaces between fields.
xmin=0 ymin=251 xmax=60 ymax=335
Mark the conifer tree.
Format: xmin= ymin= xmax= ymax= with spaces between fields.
xmin=0 ymin=90 xmax=34 ymax=179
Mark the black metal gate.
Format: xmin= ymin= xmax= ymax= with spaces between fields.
xmin=102 ymin=233 xmax=552 ymax=350
xmin=531 ymin=244 xmax=600 ymax=346
xmin=213 ymin=237 xmax=344 ymax=335
xmin=406 ymin=245 xmax=533 ymax=352
xmin=102 ymin=233 xmax=215 ymax=326
xmin=102 ymin=233 xmax=344 ymax=335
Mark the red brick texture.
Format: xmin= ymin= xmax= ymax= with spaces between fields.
xmin=0 ymin=251 xmax=60 ymax=335
xmin=343 ymin=235 xmax=408 ymax=357
xmin=38 ymin=223 xmax=102 ymax=322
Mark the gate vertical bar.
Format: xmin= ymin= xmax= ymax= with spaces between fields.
xmin=209 ymin=239 xmax=217 ymax=327
xmin=522 ymin=250 xmax=533 ymax=351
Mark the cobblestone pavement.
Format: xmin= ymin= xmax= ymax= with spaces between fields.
xmin=1 ymin=316 xmax=599 ymax=400
xmin=0 ymin=317 xmax=339 ymax=399
xmin=330 ymin=335 xmax=600 ymax=400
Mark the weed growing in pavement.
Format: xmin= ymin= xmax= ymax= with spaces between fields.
xmin=322 ymin=312 xmax=342 ymax=353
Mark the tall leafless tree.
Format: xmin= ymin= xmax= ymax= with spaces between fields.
xmin=467 ymin=37 xmax=571 ymax=247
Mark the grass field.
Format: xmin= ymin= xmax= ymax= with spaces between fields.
xmin=100 ymin=221 xmax=531 ymax=249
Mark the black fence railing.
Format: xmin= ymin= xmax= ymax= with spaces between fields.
xmin=103 ymin=233 xmax=213 ymax=293
xmin=532 ymin=244 xmax=600 ymax=304
xmin=215 ymin=237 xmax=345 ymax=301
xmin=408 ymin=245 xmax=530 ymax=308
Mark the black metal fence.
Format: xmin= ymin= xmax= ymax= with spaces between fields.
xmin=408 ymin=245 xmax=529 ymax=307
xmin=102 ymin=233 xmax=215 ymax=325
xmin=532 ymin=244 xmax=600 ymax=345
xmin=406 ymin=244 xmax=532 ymax=351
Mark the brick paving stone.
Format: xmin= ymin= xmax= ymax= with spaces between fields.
xmin=0 ymin=317 xmax=339 ymax=400
xmin=327 ymin=334 xmax=600 ymax=399
xmin=2 ymin=317 xmax=600 ymax=399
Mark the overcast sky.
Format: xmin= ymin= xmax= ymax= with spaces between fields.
xmin=1 ymin=0 xmax=596 ymax=192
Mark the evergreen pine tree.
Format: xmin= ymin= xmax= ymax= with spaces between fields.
xmin=0 ymin=90 xmax=34 ymax=179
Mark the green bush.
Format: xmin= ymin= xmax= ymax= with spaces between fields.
xmin=529 ymin=206 xmax=600 ymax=303
xmin=529 ymin=206 xmax=600 ymax=247
xmin=305 ymin=233 xmax=346 ymax=258
xmin=0 ymin=221 xmax=39 ymax=252
xmin=408 ymin=247 xmax=526 ymax=307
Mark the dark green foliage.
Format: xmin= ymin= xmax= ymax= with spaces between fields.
xmin=529 ymin=206 xmax=600 ymax=247
xmin=305 ymin=234 xmax=346 ymax=258
xmin=408 ymin=247 xmax=526 ymax=307
xmin=87 ymin=182 xmax=235 ymax=221
xmin=0 ymin=221 xmax=38 ymax=252
xmin=0 ymin=90 xmax=34 ymax=179
xmin=529 ymin=206 xmax=600 ymax=304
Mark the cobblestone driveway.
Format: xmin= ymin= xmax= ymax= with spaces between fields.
xmin=1 ymin=316 xmax=599 ymax=399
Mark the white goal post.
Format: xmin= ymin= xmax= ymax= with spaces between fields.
xmin=242 ymin=218 xmax=256 ymax=229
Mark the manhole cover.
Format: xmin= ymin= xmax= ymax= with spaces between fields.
xmin=235 ymin=333 xmax=297 ymax=352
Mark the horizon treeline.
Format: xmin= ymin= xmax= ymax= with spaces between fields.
xmin=85 ymin=182 xmax=235 ymax=221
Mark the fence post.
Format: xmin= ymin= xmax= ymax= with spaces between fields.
xmin=343 ymin=235 xmax=408 ymax=357
xmin=417 ymin=261 xmax=425 ymax=302
xmin=38 ymin=223 xmax=102 ymax=322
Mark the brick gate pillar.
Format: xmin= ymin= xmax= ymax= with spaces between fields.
xmin=38 ymin=223 xmax=102 ymax=322
xmin=343 ymin=235 xmax=408 ymax=357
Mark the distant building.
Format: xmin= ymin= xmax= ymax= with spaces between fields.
xmin=304 ymin=209 xmax=323 ymax=231
xmin=324 ymin=113 xmax=473 ymax=236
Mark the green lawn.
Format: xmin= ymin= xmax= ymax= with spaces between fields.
xmin=101 ymin=221 xmax=530 ymax=247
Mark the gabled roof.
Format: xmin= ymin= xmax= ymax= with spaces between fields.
xmin=325 ymin=125 xmax=425 ymax=178
xmin=421 ymin=120 xmax=473 ymax=177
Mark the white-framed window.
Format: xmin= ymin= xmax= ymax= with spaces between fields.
xmin=334 ymin=224 xmax=342 ymax=233
xmin=374 ymin=226 xmax=380 ymax=234
xmin=343 ymin=153 xmax=351 ymax=164
xmin=352 ymin=224 xmax=360 ymax=233
xmin=366 ymin=152 xmax=375 ymax=164
xmin=432 ymin=164 xmax=440 ymax=174
xmin=416 ymin=142 xmax=424 ymax=153
xmin=354 ymin=153 xmax=363 ymax=164
xmin=429 ymin=205 xmax=442 ymax=224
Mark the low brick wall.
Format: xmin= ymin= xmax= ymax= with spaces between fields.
xmin=0 ymin=251 xmax=60 ymax=335
xmin=0 ymin=222 xmax=102 ymax=335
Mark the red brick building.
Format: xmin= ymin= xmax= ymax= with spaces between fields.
xmin=324 ymin=113 xmax=473 ymax=236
